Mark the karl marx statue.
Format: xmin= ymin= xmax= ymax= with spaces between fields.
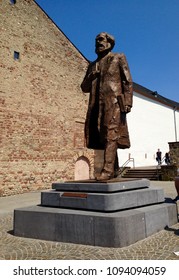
xmin=81 ymin=32 xmax=133 ymax=180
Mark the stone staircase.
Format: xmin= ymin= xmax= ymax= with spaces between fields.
xmin=121 ymin=166 xmax=161 ymax=180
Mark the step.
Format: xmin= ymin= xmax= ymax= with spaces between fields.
xmin=14 ymin=203 xmax=178 ymax=248
xmin=41 ymin=187 xmax=164 ymax=212
xmin=122 ymin=168 xmax=160 ymax=180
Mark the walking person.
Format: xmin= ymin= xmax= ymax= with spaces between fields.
xmin=165 ymin=152 xmax=170 ymax=165
xmin=156 ymin=149 xmax=162 ymax=165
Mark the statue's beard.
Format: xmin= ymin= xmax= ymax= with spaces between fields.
xmin=95 ymin=46 xmax=103 ymax=54
xmin=95 ymin=44 xmax=109 ymax=54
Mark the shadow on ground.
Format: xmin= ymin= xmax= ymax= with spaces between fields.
xmin=165 ymin=226 xmax=179 ymax=236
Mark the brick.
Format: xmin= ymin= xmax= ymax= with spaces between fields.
xmin=0 ymin=0 xmax=94 ymax=196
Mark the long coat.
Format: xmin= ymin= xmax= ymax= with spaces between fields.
xmin=81 ymin=52 xmax=133 ymax=150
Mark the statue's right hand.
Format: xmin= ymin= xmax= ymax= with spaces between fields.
xmin=88 ymin=70 xmax=99 ymax=80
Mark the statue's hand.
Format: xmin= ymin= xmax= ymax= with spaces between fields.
xmin=88 ymin=70 xmax=99 ymax=80
xmin=125 ymin=105 xmax=131 ymax=113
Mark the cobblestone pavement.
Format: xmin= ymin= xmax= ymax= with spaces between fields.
xmin=0 ymin=181 xmax=178 ymax=260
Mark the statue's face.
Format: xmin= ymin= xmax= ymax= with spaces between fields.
xmin=95 ymin=34 xmax=111 ymax=54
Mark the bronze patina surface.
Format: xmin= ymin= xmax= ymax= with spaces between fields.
xmin=81 ymin=32 xmax=133 ymax=180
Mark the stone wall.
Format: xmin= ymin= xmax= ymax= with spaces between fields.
xmin=159 ymin=142 xmax=179 ymax=181
xmin=161 ymin=165 xmax=178 ymax=181
xmin=0 ymin=0 xmax=93 ymax=196
xmin=169 ymin=142 xmax=179 ymax=170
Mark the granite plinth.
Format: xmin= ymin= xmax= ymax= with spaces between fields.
xmin=14 ymin=203 xmax=178 ymax=248
xmin=52 ymin=178 xmax=150 ymax=193
xmin=41 ymin=187 xmax=165 ymax=211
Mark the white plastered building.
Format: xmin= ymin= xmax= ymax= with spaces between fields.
xmin=118 ymin=83 xmax=179 ymax=167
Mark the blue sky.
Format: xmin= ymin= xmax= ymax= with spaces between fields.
xmin=35 ymin=0 xmax=179 ymax=102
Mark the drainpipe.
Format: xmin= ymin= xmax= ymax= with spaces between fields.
xmin=173 ymin=107 xmax=178 ymax=142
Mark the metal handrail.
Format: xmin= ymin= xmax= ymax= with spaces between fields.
xmin=156 ymin=163 xmax=162 ymax=180
xmin=156 ymin=155 xmax=170 ymax=180
xmin=156 ymin=155 xmax=167 ymax=166
xmin=119 ymin=158 xmax=135 ymax=175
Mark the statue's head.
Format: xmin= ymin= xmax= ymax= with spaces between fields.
xmin=95 ymin=32 xmax=115 ymax=55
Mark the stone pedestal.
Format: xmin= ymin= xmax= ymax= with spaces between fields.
xmin=14 ymin=178 xmax=178 ymax=248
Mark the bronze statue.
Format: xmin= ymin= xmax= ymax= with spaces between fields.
xmin=81 ymin=32 xmax=133 ymax=180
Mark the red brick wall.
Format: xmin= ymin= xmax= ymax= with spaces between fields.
xmin=0 ymin=0 xmax=93 ymax=196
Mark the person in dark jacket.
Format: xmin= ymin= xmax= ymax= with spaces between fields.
xmin=156 ymin=149 xmax=162 ymax=165
xmin=165 ymin=152 xmax=170 ymax=165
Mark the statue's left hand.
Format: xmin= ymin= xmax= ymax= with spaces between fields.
xmin=125 ymin=106 xmax=131 ymax=113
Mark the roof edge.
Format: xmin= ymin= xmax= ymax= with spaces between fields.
xmin=33 ymin=0 xmax=89 ymax=62
xmin=133 ymin=82 xmax=179 ymax=110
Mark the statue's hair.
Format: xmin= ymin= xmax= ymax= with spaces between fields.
xmin=96 ymin=32 xmax=115 ymax=50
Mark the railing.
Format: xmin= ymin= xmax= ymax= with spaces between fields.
xmin=156 ymin=155 xmax=170 ymax=180
xmin=118 ymin=158 xmax=135 ymax=176
xmin=156 ymin=155 xmax=170 ymax=166
xmin=155 ymin=164 xmax=162 ymax=180
xmin=155 ymin=156 xmax=166 ymax=180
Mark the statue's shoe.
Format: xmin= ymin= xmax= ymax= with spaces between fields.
xmin=96 ymin=170 xmax=114 ymax=181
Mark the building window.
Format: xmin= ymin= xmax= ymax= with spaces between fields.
xmin=14 ymin=51 xmax=20 ymax=60
xmin=10 ymin=0 xmax=16 ymax=4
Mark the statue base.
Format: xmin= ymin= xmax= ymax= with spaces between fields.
xmin=14 ymin=179 xmax=178 ymax=248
